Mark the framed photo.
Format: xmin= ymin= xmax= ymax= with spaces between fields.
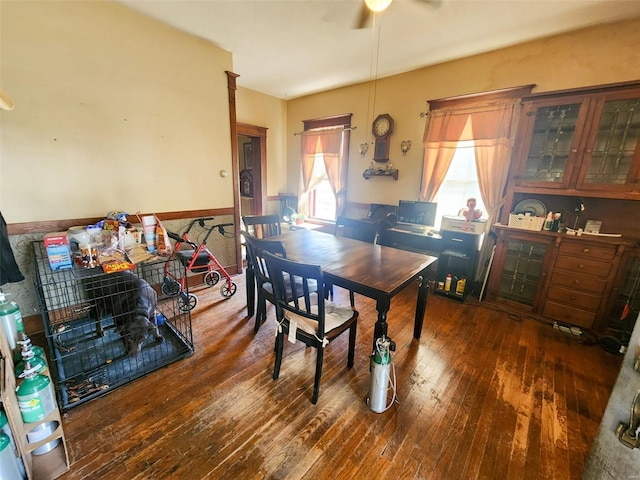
xmin=243 ymin=143 xmax=253 ymax=169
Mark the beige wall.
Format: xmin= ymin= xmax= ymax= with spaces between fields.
xmin=0 ymin=1 xmax=234 ymax=223
xmin=236 ymin=86 xmax=288 ymax=203
xmin=286 ymin=17 xmax=640 ymax=207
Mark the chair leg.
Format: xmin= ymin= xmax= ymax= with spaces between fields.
xmin=254 ymin=294 xmax=267 ymax=332
xmin=255 ymin=295 xmax=263 ymax=332
xmin=246 ymin=268 xmax=255 ymax=317
xmin=312 ymin=347 xmax=324 ymax=404
xmin=347 ymin=322 xmax=357 ymax=368
xmin=349 ymin=291 xmax=355 ymax=308
xmin=273 ymin=332 xmax=284 ymax=380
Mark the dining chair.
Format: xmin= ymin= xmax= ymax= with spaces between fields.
xmin=244 ymin=233 xmax=287 ymax=333
xmin=332 ymin=215 xmax=379 ymax=306
xmin=242 ymin=214 xmax=282 ymax=239
xmin=242 ymin=214 xmax=282 ymax=317
xmin=263 ymin=251 xmax=358 ymax=404
xmin=334 ymin=215 xmax=378 ymax=243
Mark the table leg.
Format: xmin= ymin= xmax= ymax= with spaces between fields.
xmin=373 ymin=297 xmax=391 ymax=351
xmin=413 ymin=274 xmax=428 ymax=339
xmin=246 ymin=267 xmax=255 ymax=317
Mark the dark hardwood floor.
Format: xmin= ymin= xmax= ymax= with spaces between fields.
xmin=57 ymin=272 xmax=621 ymax=479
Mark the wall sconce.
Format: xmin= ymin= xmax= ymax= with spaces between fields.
xmin=359 ymin=143 xmax=369 ymax=157
xmin=400 ymin=140 xmax=412 ymax=156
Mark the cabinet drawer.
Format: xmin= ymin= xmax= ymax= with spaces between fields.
xmin=543 ymin=301 xmax=596 ymax=329
xmin=441 ymin=231 xmax=480 ymax=253
xmin=558 ymin=241 xmax=616 ymax=261
xmin=546 ymin=286 xmax=602 ymax=312
xmin=549 ymin=271 xmax=607 ymax=294
xmin=554 ymin=255 xmax=612 ymax=277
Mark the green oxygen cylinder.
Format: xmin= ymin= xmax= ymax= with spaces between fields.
xmin=0 ymin=410 xmax=27 ymax=479
xmin=16 ymin=333 xmax=47 ymax=366
xmin=0 ymin=432 xmax=23 ymax=480
xmin=15 ymin=344 xmax=48 ymax=384
xmin=16 ymin=361 xmax=57 ymax=424
xmin=0 ymin=292 xmax=25 ymax=364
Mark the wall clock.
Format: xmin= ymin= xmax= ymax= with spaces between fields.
xmin=372 ymin=113 xmax=393 ymax=162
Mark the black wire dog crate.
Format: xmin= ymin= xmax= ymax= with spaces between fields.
xmin=32 ymin=241 xmax=194 ymax=410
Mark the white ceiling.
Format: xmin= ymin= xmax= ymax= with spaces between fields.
xmin=118 ymin=0 xmax=640 ymax=100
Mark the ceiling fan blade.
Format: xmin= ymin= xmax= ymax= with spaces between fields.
xmin=416 ymin=0 xmax=443 ymax=8
xmin=354 ymin=2 xmax=372 ymax=29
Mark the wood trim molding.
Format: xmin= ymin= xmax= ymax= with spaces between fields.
xmin=521 ymin=80 xmax=640 ymax=102
xmin=428 ymin=85 xmax=536 ymax=110
xmin=303 ymin=113 xmax=352 ymax=131
xmin=226 ymin=70 xmax=242 ymax=272
xmin=6 ymin=208 xmax=235 ymax=236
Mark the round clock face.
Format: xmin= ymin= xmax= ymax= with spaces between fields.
xmin=373 ymin=116 xmax=391 ymax=137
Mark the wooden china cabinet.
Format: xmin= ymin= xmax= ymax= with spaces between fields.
xmin=511 ymin=83 xmax=640 ymax=196
xmin=486 ymin=81 xmax=640 ymax=334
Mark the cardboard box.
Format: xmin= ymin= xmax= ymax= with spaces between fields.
xmin=43 ymin=232 xmax=73 ymax=270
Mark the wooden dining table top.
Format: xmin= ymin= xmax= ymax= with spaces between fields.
xmin=274 ymin=228 xmax=437 ymax=297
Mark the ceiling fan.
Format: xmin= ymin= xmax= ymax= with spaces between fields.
xmin=354 ymin=0 xmax=442 ymax=29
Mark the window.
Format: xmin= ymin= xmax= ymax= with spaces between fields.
xmin=433 ymin=140 xmax=486 ymax=229
xmin=300 ymin=114 xmax=352 ymax=221
xmin=309 ymin=154 xmax=337 ymax=220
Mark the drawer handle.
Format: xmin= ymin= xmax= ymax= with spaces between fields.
xmin=574 ymin=280 xmax=581 ymax=285
xmin=583 ymin=248 xmax=590 ymax=254
xmin=569 ymin=296 xmax=577 ymax=301
xmin=579 ymin=264 xmax=584 ymax=269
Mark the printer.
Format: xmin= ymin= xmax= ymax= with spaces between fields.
xmin=440 ymin=215 xmax=487 ymax=235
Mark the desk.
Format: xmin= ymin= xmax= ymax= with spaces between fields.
xmin=274 ymin=229 xmax=438 ymax=345
xmin=378 ymin=227 xmax=481 ymax=300
xmin=378 ymin=227 xmax=443 ymax=255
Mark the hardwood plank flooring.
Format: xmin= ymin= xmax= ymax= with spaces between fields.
xmin=57 ymin=272 xmax=621 ymax=479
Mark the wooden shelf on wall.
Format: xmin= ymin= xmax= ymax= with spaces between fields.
xmin=362 ymin=169 xmax=398 ymax=180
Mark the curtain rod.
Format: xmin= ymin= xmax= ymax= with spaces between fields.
xmin=293 ymin=126 xmax=357 ymax=136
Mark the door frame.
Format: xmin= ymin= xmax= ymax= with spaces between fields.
xmin=237 ymin=123 xmax=267 ymax=215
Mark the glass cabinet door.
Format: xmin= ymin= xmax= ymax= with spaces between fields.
xmin=517 ymin=98 xmax=588 ymax=188
xmin=496 ymin=238 xmax=548 ymax=306
xmin=577 ymin=94 xmax=640 ymax=191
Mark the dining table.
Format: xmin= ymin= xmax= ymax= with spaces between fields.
xmin=262 ymin=228 xmax=438 ymax=348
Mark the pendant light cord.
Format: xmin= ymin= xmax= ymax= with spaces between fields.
xmin=366 ymin=13 xmax=382 ymax=145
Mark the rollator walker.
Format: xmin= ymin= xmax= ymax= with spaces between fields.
xmin=162 ymin=217 xmax=237 ymax=312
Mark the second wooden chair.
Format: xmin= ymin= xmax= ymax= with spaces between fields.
xmin=263 ymin=250 xmax=358 ymax=404
xmin=242 ymin=214 xmax=282 ymax=317
xmin=242 ymin=214 xmax=282 ymax=239
xmin=244 ymin=234 xmax=287 ymax=333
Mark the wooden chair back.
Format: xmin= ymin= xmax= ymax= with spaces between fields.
xmin=242 ymin=214 xmax=282 ymax=239
xmin=263 ymin=250 xmax=358 ymax=404
xmin=244 ymin=233 xmax=287 ymax=332
xmin=334 ymin=215 xmax=378 ymax=243
xmin=244 ymin=234 xmax=286 ymax=289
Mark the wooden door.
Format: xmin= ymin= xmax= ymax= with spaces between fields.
xmin=237 ymin=124 xmax=267 ymax=215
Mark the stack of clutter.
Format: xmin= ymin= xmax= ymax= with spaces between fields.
xmin=141 ymin=215 xmax=157 ymax=253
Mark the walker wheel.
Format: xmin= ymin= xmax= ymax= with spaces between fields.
xmin=204 ymin=271 xmax=221 ymax=287
xmin=161 ymin=278 xmax=181 ymax=297
xmin=178 ymin=292 xmax=198 ymax=312
xmin=221 ymin=282 xmax=237 ymax=298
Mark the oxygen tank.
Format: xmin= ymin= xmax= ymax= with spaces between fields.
xmin=368 ymin=336 xmax=392 ymax=413
xmin=15 ymin=339 xmax=48 ymax=384
xmin=0 ymin=410 xmax=26 ymax=479
xmin=0 ymin=432 xmax=23 ymax=480
xmin=16 ymin=361 xmax=57 ymax=424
